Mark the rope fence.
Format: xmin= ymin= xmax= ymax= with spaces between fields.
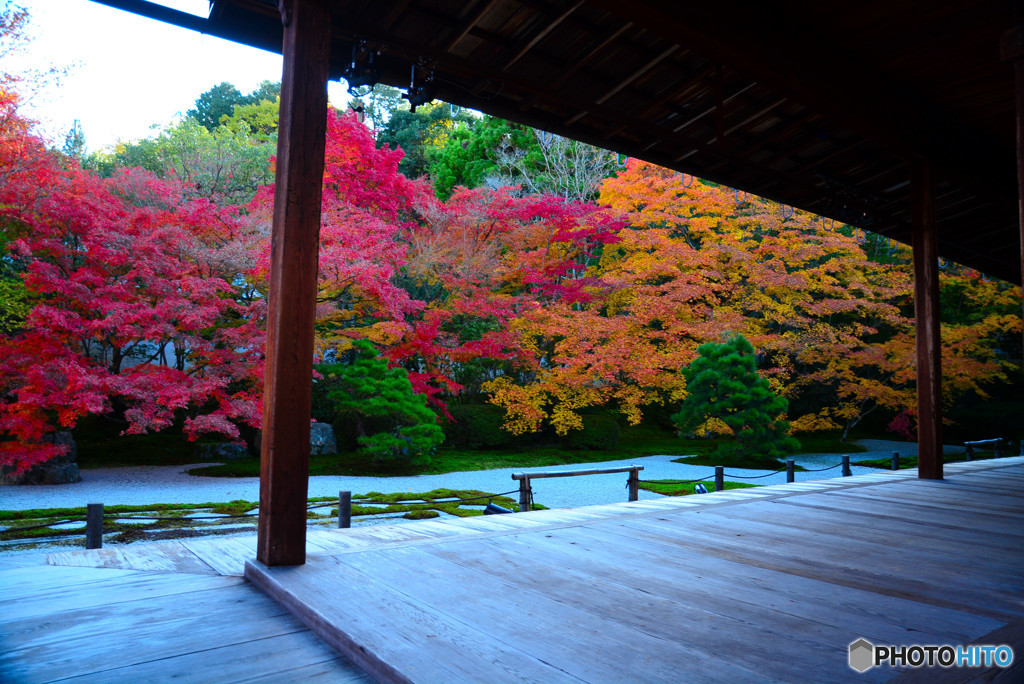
xmin=637 ymin=474 xmax=716 ymax=485
xmin=800 ymin=463 xmax=844 ymax=473
xmin=725 ymin=470 xmax=785 ymax=480
xmin=7 ymin=441 xmax=1012 ymax=550
xmin=639 ymin=455 xmax=858 ymax=493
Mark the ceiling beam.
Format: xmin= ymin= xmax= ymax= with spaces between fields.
xmin=587 ymin=0 xmax=1015 ymax=202
xmin=503 ymin=0 xmax=585 ymax=70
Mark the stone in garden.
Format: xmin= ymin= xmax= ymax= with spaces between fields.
xmin=198 ymin=443 xmax=250 ymax=460
xmin=0 ymin=431 xmax=82 ymax=485
xmin=310 ymin=422 xmax=337 ymax=456
xmin=250 ymin=423 xmax=337 ymax=457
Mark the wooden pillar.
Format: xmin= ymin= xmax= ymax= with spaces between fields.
xmin=257 ymin=0 xmax=331 ymax=566
xmin=1003 ymin=21 xmax=1024 ymax=358
xmin=911 ymin=160 xmax=943 ymax=480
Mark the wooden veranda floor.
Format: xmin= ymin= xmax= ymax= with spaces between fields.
xmin=246 ymin=458 xmax=1024 ymax=683
xmin=3 ymin=458 xmax=1023 ymax=683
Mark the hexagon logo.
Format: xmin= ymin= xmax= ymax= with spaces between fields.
xmin=849 ymin=638 xmax=875 ymax=673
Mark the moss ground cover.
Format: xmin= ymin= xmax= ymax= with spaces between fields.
xmin=0 ymin=489 xmax=523 ymax=546
xmin=637 ymin=480 xmax=759 ymax=496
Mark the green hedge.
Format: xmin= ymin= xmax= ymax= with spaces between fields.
xmin=443 ymin=404 xmax=517 ymax=449
xmin=563 ymin=414 xmax=621 ymax=451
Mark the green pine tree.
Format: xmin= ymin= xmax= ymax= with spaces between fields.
xmin=314 ymin=339 xmax=444 ymax=467
xmin=673 ymin=334 xmax=799 ymax=464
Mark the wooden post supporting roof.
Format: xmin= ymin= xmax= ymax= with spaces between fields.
xmin=257 ymin=0 xmax=331 ymax=566
xmin=1004 ymin=21 xmax=1024 ymax=358
xmin=912 ymin=161 xmax=943 ymax=480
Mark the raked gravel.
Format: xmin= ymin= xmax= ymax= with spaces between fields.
xmin=0 ymin=439 xmax=957 ymax=512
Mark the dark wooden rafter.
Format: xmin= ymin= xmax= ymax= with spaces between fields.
xmin=720 ymin=97 xmax=788 ymax=140
xmin=320 ymin=11 xmax=914 ymax=244
xmin=586 ymin=0 xmax=1015 ymax=201
xmin=381 ymin=0 xmax=414 ymax=31
xmin=672 ymin=81 xmax=757 ymax=134
xmin=444 ymin=0 xmax=503 ymax=52
xmin=503 ymin=0 xmax=585 ymax=70
xmin=543 ymin=19 xmax=634 ymax=89
xmin=594 ymin=43 xmax=679 ymax=105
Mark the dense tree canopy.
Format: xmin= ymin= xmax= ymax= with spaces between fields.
xmin=1 ymin=9 xmax=1020 ymax=473
xmin=186 ymin=80 xmax=280 ymax=131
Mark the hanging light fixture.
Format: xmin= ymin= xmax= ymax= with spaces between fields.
xmin=403 ymin=63 xmax=437 ymax=113
xmin=342 ymin=40 xmax=380 ymax=95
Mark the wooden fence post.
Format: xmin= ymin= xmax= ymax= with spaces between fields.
xmin=338 ymin=491 xmax=351 ymax=529
xmin=786 ymin=458 xmax=795 ymax=483
xmin=628 ymin=468 xmax=639 ymax=502
xmin=892 ymin=451 xmax=900 ymax=470
xmin=86 ymin=503 xmax=103 ymax=549
xmin=714 ymin=466 xmax=724 ymax=493
xmin=842 ymin=455 xmax=851 ymax=477
xmin=519 ymin=476 xmax=531 ymax=513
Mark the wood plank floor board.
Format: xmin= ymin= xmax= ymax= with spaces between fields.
xmin=592 ymin=515 xmax=1024 ymax=621
xmin=2 ymin=578 xmax=285 ymax=653
xmin=847 ymin=484 xmax=1024 ymax=513
xmin=52 ymin=630 xmax=373 ymax=684
xmin=385 ymin=518 xmax=478 ymax=534
xmin=775 ymin=497 xmax=1024 ymax=539
xmin=637 ymin=507 xmax=1024 ymax=596
xmin=719 ymin=498 xmax=1024 ymax=555
xmin=910 ymin=473 xmax=1024 ymax=492
xmin=499 ymin=524 xmax=1001 ymax=644
xmin=0 ymin=565 xmax=138 ymax=602
xmin=688 ymin=504 xmax=1024 ymax=582
xmin=773 ymin=493 xmax=1024 ymax=549
xmin=180 ymin=537 xmax=256 ymax=576
xmin=328 ymin=546 xmax=776 ymax=683
xmin=975 ymin=472 xmax=1024 ymax=486
xmin=2 ymin=583 xmax=302 ymax=681
xmin=46 ymin=542 xmax=218 ymax=575
xmin=789 ymin=491 xmax=1024 ymax=529
xmin=442 ymin=514 xmax=552 ymax=529
xmin=630 ymin=508 xmax=1020 ymax=585
xmin=891 ymin=474 xmax=1022 ymax=491
xmin=0 ymin=566 xmax=370 ymax=684
xmin=784 ymin=481 xmax=1024 ymax=515
xmin=517 ymin=509 xmax=610 ymax=522
xmin=419 ymin=535 xmax=933 ymax=682
xmin=423 ymin=515 xmax=518 ymax=532
xmin=245 ymin=557 xmax=593 ymax=684
xmin=1 ymin=570 xmax=243 ymax=622
xmin=302 ymin=529 xmax=383 ymax=550
xmin=234 ymin=656 xmax=375 ymax=684
xmin=827 ymin=488 xmax=1024 ymax=517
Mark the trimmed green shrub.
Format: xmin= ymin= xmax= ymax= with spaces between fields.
xmin=563 ymin=414 xmax=621 ymax=451
xmin=444 ymin=404 xmax=516 ymax=449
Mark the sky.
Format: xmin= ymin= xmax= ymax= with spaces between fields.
xmin=11 ymin=0 xmax=352 ymax=152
